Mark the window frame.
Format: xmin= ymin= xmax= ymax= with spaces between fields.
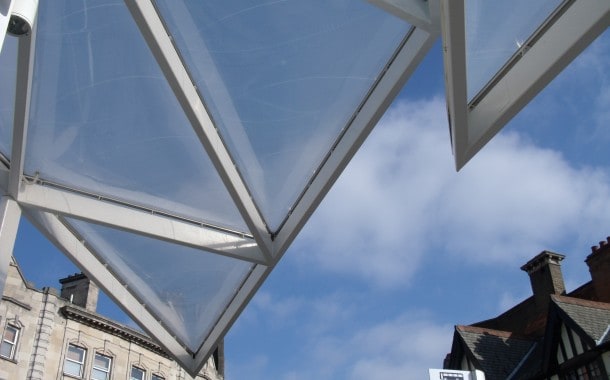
xmin=0 ymin=324 xmax=20 ymax=360
xmin=130 ymin=365 xmax=146 ymax=380
xmin=152 ymin=374 xmax=165 ymax=380
xmin=63 ymin=344 xmax=87 ymax=378
xmin=563 ymin=359 xmax=606 ymax=380
xmin=91 ymin=352 xmax=112 ymax=380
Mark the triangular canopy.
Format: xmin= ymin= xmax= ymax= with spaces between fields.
xmin=0 ymin=0 xmax=607 ymax=375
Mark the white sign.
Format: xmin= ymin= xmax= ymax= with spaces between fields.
xmin=428 ymin=369 xmax=485 ymax=380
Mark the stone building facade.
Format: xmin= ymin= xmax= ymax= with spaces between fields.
xmin=0 ymin=258 xmax=223 ymax=380
xmin=443 ymin=240 xmax=610 ymax=380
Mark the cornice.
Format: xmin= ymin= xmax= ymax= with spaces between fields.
xmin=60 ymin=305 xmax=169 ymax=358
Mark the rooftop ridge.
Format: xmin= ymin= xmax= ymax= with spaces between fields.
xmin=456 ymin=325 xmax=533 ymax=341
xmin=552 ymin=294 xmax=610 ymax=311
xmin=59 ymin=272 xmax=88 ymax=284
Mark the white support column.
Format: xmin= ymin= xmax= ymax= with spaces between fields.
xmin=123 ymin=0 xmax=274 ymax=263
xmin=9 ymin=13 xmax=36 ymax=198
xmin=0 ymin=196 xmax=21 ymax=297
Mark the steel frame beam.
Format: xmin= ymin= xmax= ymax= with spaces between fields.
xmin=443 ymin=0 xmax=610 ymax=170
xmin=123 ymin=0 xmax=274 ymax=262
xmin=368 ymin=0 xmax=437 ymax=32
xmin=23 ymin=209 xmax=197 ymax=372
xmin=16 ymin=182 xmax=267 ymax=264
xmin=273 ymin=27 xmax=439 ymax=257
xmin=24 ymin=207 xmax=270 ymax=377
xmin=0 ymin=196 xmax=20 ymax=298
xmin=439 ymin=0 xmax=468 ymax=166
xmin=160 ymin=0 xmax=265 ymax=193
xmin=193 ymin=264 xmax=270 ymax=374
xmin=9 ymin=13 xmax=35 ymax=198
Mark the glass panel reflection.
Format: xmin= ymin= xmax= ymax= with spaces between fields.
xmin=465 ymin=0 xmax=562 ymax=101
xmin=155 ymin=0 xmax=411 ymax=230
xmin=0 ymin=36 xmax=17 ymax=159
xmin=25 ymin=0 xmax=247 ymax=232
xmin=66 ymin=217 xmax=255 ymax=353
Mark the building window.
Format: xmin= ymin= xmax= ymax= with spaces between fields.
xmin=0 ymin=325 xmax=19 ymax=360
xmin=563 ymin=360 xmax=605 ymax=380
xmin=64 ymin=344 xmax=86 ymax=377
xmin=130 ymin=366 xmax=146 ymax=380
xmin=91 ymin=353 xmax=112 ymax=380
xmin=152 ymin=374 xmax=165 ymax=380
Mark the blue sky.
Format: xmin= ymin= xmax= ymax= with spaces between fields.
xmin=9 ymin=21 xmax=610 ymax=380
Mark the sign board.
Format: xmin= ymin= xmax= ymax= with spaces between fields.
xmin=429 ymin=369 xmax=485 ymax=380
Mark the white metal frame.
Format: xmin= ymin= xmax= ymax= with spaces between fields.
xmin=368 ymin=0 xmax=440 ymax=32
xmin=110 ymin=2 xmax=439 ymax=374
xmin=123 ymin=0 xmax=274 ymax=263
xmin=442 ymin=0 xmax=610 ymax=170
xmin=0 ymin=0 xmax=603 ymax=376
xmin=0 ymin=0 xmax=443 ymax=375
xmin=16 ymin=182 xmax=264 ymax=264
xmin=24 ymin=208 xmax=206 ymax=372
xmin=9 ymin=6 xmax=35 ymax=198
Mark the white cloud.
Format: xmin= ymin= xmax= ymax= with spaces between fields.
xmin=229 ymin=293 xmax=453 ymax=380
xmin=297 ymin=96 xmax=610 ymax=288
xmin=437 ymin=133 xmax=610 ymax=262
xmin=293 ymin=310 xmax=452 ymax=380
xmin=347 ymin=313 xmax=452 ymax=380
xmin=297 ymin=97 xmax=454 ymax=288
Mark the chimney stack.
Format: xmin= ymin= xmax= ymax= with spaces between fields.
xmin=59 ymin=273 xmax=99 ymax=312
xmin=521 ymin=251 xmax=566 ymax=308
xmin=586 ymin=237 xmax=610 ymax=303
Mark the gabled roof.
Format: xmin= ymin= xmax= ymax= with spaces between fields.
xmin=551 ymin=295 xmax=610 ymax=345
xmin=454 ymin=325 xmax=536 ymax=380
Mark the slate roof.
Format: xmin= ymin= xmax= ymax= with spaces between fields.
xmin=456 ymin=325 xmax=536 ymax=380
xmin=506 ymin=340 xmax=543 ymax=380
xmin=552 ymin=295 xmax=610 ymax=345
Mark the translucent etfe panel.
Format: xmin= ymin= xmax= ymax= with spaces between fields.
xmin=24 ymin=0 xmax=247 ymax=232
xmin=465 ymin=0 xmax=563 ymax=101
xmin=66 ymin=217 xmax=255 ymax=353
xmin=154 ymin=0 xmax=411 ymax=230
xmin=0 ymin=36 xmax=17 ymax=159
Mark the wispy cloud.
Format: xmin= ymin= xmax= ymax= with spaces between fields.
xmin=297 ymin=95 xmax=610 ymax=288
xmin=229 ymin=290 xmax=452 ymax=380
